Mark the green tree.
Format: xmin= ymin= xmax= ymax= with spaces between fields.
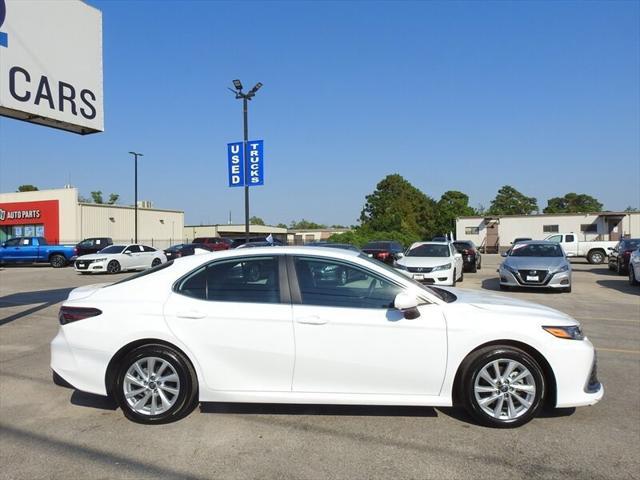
xmin=624 ymin=206 xmax=639 ymax=212
xmin=328 ymin=227 xmax=420 ymax=249
xmin=433 ymin=191 xmax=476 ymax=236
xmin=90 ymin=191 xmax=103 ymax=204
xmin=543 ymin=193 xmax=603 ymax=214
xmin=359 ymin=174 xmax=437 ymax=239
xmin=250 ymin=216 xmax=265 ymax=225
xmin=488 ymin=185 xmax=538 ymax=215
xmin=107 ymin=193 xmax=120 ymax=205
xmin=17 ymin=184 xmax=38 ymax=192
xmin=276 ymin=223 xmax=288 ymax=229
xmin=289 ymin=219 xmax=327 ymax=230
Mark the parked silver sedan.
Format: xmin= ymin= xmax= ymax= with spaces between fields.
xmin=498 ymin=241 xmax=572 ymax=293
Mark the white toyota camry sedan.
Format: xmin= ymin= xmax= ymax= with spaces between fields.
xmin=52 ymin=247 xmax=603 ymax=427
xmin=74 ymin=244 xmax=167 ymax=274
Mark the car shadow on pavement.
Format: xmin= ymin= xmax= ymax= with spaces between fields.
xmin=0 ymin=288 xmax=73 ymax=326
xmin=200 ymin=402 xmax=438 ymax=417
xmin=595 ymin=280 xmax=639 ymax=295
xmin=70 ymin=390 xmax=118 ymax=411
xmin=480 ymin=278 xmax=559 ymax=294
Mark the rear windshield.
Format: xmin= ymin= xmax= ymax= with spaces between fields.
xmin=407 ymin=244 xmax=450 ymax=257
xmin=621 ymin=239 xmax=640 ymax=250
xmin=510 ymin=244 xmax=563 ymax=257
xmin=453 ymin=242 xmax=473 ymax=249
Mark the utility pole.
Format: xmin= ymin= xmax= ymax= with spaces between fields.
xmin=229 ymin=80 xmax=262 ymax=243
xmin=129 ymin=151 xmax=143 ymax=243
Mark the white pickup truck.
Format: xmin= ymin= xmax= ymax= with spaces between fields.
xmin=543 ymin=233 xmax=617 ymax=264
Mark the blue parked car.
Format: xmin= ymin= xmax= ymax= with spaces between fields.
xmin=0 ymin=237 xmax=76 ymax=268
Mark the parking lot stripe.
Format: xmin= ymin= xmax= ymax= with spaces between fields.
xmin=596 ymin=347 xmax=640 ymax=355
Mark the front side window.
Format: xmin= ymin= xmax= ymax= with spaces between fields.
xmin=100 ymin=245 xmax=126 ymax=254
xmin=293 ymin=257 xmax=403 ymax=309
xmin=176 ymin=256 xmax=280 ymax=304
xmin=4 ymin=238 xmax=20 ymax=247
xmin=546 ymin=234 xmax=562 ymax=243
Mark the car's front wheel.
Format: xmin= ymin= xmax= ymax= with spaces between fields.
xmin=113 ymin=345 xmax=198 ymax=424
xmin=107 ymin=260 xmax=121 ymax=274
xmin=461 ymin=346 xmax=545 ymax=428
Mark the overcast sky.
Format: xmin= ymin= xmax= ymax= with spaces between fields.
xmin=1 ymin=0 xmax=638 ymax=225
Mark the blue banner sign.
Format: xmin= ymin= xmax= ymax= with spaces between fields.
xmin=227 ymin=142 xmax=244 ymax=187
xmin=227 ymin=140 xmax=264 ymax=187
xmin=247 ymin=140 xmax=264 ymax=186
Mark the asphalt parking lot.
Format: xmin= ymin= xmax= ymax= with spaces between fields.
xmin=1 ymin=255 xmax=638 ymax=480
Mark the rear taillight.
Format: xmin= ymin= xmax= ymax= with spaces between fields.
xmin=378 ymin=252 xmax=390 ymax=260
xmin=463 ymin=249 xmax=469 ymax=255
xmin=623 ymin=250 xmax=633 ymax=257
xmin=59 ymin=306 xmax=102 ymax=325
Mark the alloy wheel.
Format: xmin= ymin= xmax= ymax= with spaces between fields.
xmin=123 ymin=356 xmax=181 ymax=416
xmin=473 ymin=358 xmax=536 ymax=421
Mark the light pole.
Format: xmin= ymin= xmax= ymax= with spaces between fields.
xmin=229 ymin=79 xmax=263 ymax=243
xmin=129 ymin=151 xmax=143 ymax=243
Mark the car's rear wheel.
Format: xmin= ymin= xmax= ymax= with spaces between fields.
xmin=630 ymin=267 xmax=639 ymax=285
xmin=50 ymin=254 xmax=67 ymax=268
xmin=113 ymin=345 xmax=198 ymax=424
xmin=461 ymin=346 xmax=545 ymax=428
xmin=587 ymin=250 xmax=605 ymax=264
xmin=151 ymin=258 xmax=162 ymax=268
xmin=107 ymin=260 xmax=121 ymax=274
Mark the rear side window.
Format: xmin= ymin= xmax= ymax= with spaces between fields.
xmin=142 ymin=246 xmax=156 ymax=252
xmin=176 ymin=256 xmax=280 ymax=304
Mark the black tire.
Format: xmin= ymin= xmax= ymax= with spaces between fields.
xmin=151 ymin=258 xmax=162 ymax=268
xmin=563 ymin=285 xmax=572 ymax=293
xmin=459 ymin=269 xmax=464 ymax=282
xmin=50 ymin=254 xmax=67 ymax=268
xmin=470 ymin=263 xmax=477 ymax=273
xmin=477 ymin=258 xmax=482 ymax=270
xmin=587 ymin=250 xmax=605 ymax=265
xmin=107 ymin=260 xmax=121 ymax=274
xmin=616 ymin=261 xmax=626 ymax=276
xmin=113 ymin=344 xmax=198 ymax=425
xmin=608 ymin=262 xmax=615 ymax=271
xmin=451 ymin=270 xmax=457 ymax=287
xmin=499 ymin=284 xmax=509 ymax=291
xmin=460 ymin=346 xmax=545 ymax=428
xmin=630 ymin=267 xmax=639 ymax=286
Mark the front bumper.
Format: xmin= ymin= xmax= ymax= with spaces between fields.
xmin=499 ymin=268 xmax=571 ymax=289
xmin=398 ymin=269 xmax=455 ymax=286
xmin=74 ymin=260 xmax=107 ymax=273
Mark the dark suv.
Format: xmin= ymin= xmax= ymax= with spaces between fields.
xmin=75 ymin=237 xmax=113 ymax=257
xmin=608 ymin=238 xmax=640 ymax=275
xmin=361 ymin=241 xmax=404 ymax=265
xmin=453 ymin=240 xmax=482 ymax=272
xmin=192 ymin=237 xmax=233 ymax=251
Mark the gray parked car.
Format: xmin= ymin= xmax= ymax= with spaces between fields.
xmin=498 ymin=241 xmax=572 ymax=293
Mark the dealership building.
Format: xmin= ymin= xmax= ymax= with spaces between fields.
xmin=0 ymin=187 xmax=184 ymax=248
xmin=456 ymin=211 xmax=640 ymax=253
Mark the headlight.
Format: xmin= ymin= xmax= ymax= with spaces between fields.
xmin=552 ymin=264 xmax=570 ymax=274
xmin=502 ymin=264 xmax=518 ymax=274
xmin=92 ymin=257 xmax=107 ymax=262
xmin=432 ymin=263 xmax=452 ymax=272
xmin=543 ymin=325 xmax=584 ymax=340
xmin=394 ymin=262 xmax=408 ymax=270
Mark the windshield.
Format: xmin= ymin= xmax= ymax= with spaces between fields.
xmin=407 ymin=244 xmax=450 ymax=257
xmin=357 ymin=254 xmax=456 ymax=303
xmin=99 ymin=245 xmax=126 ymax=254
xmin=510 ymin=244 xmax=563 ymax=257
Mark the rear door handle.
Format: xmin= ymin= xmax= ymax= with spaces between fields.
xmin=176 ymin=311 xmax=206 ymax=319
xmin=296 ymin=315 xmax=328 ymax=325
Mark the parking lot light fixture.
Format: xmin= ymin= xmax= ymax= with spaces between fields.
xmin=229 ymin=79 xmax=263 ymax=243
xmin=128 ymin=151 xmax=144 ymax=243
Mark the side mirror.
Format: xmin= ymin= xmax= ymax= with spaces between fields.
xmin=394 ymin=292 xmax=420 ymax=320
xmin=607 ymin=247 xmax=614 ymax=251
xmin=125 ymin=251 xmax=132 ymax=255
xmin=500 ymin=252 xmax=508 ymax=257
xmin=395 ymin=252 xmax=404 ymax=259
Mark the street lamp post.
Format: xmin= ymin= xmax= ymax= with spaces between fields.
xmin=129 ymin=151 xmax=143 ymax=243
xmin=229 ymin=80 xmax=263 ymax=243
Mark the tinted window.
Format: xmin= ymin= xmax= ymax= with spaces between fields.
xmin=406 ymin=244 xmax=450 ymax=257
xmin=565 ymin=234 xmax=575 ymax=243
xmin=510 ymin=244 xmax=563 ymax=257
xmin=176 ymin=256 xmax=280 ymax=304
xmin=142 ymin=246 xmax=156 ymax=252
xmin=294 ymin=257 xmax=402 ymax=309
xmin=100 ymin=245 xmax=126 ymax=254
xmin=4 ymin=238 xmax=20 ymax=247
xmin=20 ymin=238 xmax=31 ymax=246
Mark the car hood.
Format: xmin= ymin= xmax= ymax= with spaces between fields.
xmin=76 ymin=253 xmax=118 ymax=260
xmin=67 ymin=283 xmax=112 ymax=301
xmin=502 ymin=256 xmax=567 ymax=270
xmin=445 ymin=287 xmax=576 ymax=324
xmin=397 ymin=257 xmax=452 ymax=268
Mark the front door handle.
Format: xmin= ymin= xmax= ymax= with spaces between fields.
xmin=176 ymin=311 xmax=206 ymax=319
xmin=296 ymin=315 xmax=328 ymax=325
